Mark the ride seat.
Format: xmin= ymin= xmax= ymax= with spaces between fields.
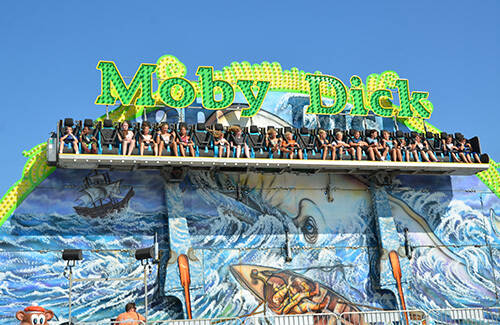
xmin=248 ymin=125 xmax=267 ymax=158
xmin=99 ymin=119 xmax=119 ymax=155
xmin=297 ymin=127 xmax=320 ymax=160
xmin=194 ymin=123 xmax=213 ymax=157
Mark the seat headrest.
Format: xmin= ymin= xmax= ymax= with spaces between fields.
xmin=179 ymin=122 xmax=187 ymax=129
xmin=300 ymin=127 xmax=309 ymax=135
xmin=440 ymin=132 xmax=448 ymax=139
xmin=103 ymin=119 xmax=113 ymax=128
xmin=454 ymin=132 xmax=463 ymax=139
xmin=396 ymin=130 xmax=404 ymax=138
xmin=426 ymin=132 xmax=433 ymax=138
xmin=215 ymin=123 xmax=223 ymax=131
xmin=84 ymin=119 xmax=93 ymax=127
xmin=196 ymin=123 xmax=206 ymax=131
xmin=283 ymin=127 xmax=292 ymax=133
xmin=410 ymin=131 xmax=418 ymax=138
xmin=249 ymin=125 xmax=259 ymax=133
xmin=64 ymin=118 xmax=74 ymax=127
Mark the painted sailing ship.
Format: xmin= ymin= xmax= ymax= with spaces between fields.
xmin=73 ymin=171 xmax=134 ymax=218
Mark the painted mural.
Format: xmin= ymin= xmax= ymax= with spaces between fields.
xmin=0 ymin=86 xmax=499 ymax=323
xmin=0 ymin=169 xmax=498 ymax=323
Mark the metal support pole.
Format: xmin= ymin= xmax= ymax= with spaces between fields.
xmin=106 ymin=105 xmax=109 ymax=119
xmin=144 ymin=264 xmax=148 ymax=321
xmin=68 ymin=267 xmax=73 ymax=324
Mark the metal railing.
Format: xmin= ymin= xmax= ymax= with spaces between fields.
xmin=428 ymin=307 xmax=500 ymax=324
xmin=51 ymin=307 xmax=500 ymax=325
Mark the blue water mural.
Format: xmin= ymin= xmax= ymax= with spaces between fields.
xmin=0 ymin=91 xmax=499 ymax=323
xmin=0 ymin=169 xmax=499 ymax=322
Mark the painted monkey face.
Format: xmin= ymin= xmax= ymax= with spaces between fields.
xmin=16 ymin=310 xmax=53 ymax=325
xmin=30 ymin=313 xmax=45 ymax=325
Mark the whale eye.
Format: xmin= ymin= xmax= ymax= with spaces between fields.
xmin=32 ymin=318 xmax=38 ymax=325
xmin=301 ymin=215 xmax=318 ymax=244
xmin=39 ymin=315 xmax=45 ymax=324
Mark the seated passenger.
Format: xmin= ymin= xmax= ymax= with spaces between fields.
xmin=229 ymin=126 xmax=250 ymax=158
xmin=59 ymin=126 xmax=79 ymax=154
xmin=397 ymin=137 xmax=411 ymax=162
xmin=214 ymin=130 xmax=230 ymax=158
xmin=317 ymin=129 xmax=333 ymax=160
xmin=411 ymin=134 xmax=437 ymax=162
xmin=366 ymin=130 xmax=383 ymax=161
xmin=457 ymin=137 xmax=481 ymax=163
xmin=381 ymin=130 xmax=400 ymax=161
xmin=281 ymin=131 xmax=303 ymax=159
xmin=177 ymin=125 xmax=195 ymax=157
xmin=348 ymin=130 xmax=369 ymax=161
xmin=117 ymin=121 xmax=135 ymax=155
xmin=443 ymin=135 xmax=462 ymax=162
xmin=80 ymin=126 xmax=97 ymax=154
xmin=265 ymin=128 xmax=281 ymax=155
xmin=139 ymin=124 xmax=157 ymax=156
xmin=332 ymin=131 xmax=353 ymax=160
xmin=157 ymin=123 xmax=178 ymax=156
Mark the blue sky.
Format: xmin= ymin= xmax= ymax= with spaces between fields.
xmin=0 ymin=1 xmax=498 ymax=195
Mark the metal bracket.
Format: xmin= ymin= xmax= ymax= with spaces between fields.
xmin=367 ymin=171 xmax=396 ymax=187
xmin=161 ymin=167 xmax=186 ymax=183
xmin=326 ymin=174 xmax=335 ymax=202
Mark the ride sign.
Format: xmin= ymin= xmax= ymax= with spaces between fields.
xmin=95 ymin=58 xmax=432 ymax=119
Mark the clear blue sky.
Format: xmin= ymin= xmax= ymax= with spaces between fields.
xmin=0 ymin=1 xmax=498 ymax=195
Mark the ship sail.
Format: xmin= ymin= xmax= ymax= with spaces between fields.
xmin=74 ymin=172 xmax=134 ymax=218
xmin=88 ymin=174 xmax=106 ymax=185
xmin=78 ymin=180 xmax=122 ymax=205
xmin=104 ymin=180 xmax=122 ymax=199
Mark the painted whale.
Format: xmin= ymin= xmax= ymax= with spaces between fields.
xmin=223 ymin=173 xmax=497 ymax=305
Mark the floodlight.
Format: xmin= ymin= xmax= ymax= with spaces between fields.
xmin=62 ymin=249 xmax=82 ymax=268
xmin=62 ymin=249 xmax=82 ymax=261
xmin=135 ymin=247 xmax=154 ymax=261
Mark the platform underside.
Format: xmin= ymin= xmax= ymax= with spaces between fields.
xmin=56 ymin=154 xmax=489 ymax=175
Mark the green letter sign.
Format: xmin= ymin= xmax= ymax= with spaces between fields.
xmin=370 ymin=89 xmax=394 ymax=117
xmin=305 ymin=74 xmax=347 ymax=115
xmin=159 ymin=77 xmax=196 ymax=108
xmin=395 ymin=79 xmax=431 ymax=118
xmin=96 ymin=58 xmax=434 ymax=120
xmin=237 ymin=80 xmax=270 ymax=117
xmin=196 ymin=66 xmax=235 ymax=110
xmin=349 ymin=76 xmax=369 ymax=116
xmin=95 ymin=61 xmax=156 ymax=106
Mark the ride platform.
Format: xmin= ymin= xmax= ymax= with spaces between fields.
xmin=56 ymin=153 xmax=489 ymax=176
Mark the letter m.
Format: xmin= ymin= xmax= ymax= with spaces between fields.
xmin=95 ymin=61 xmax=156 ymax=106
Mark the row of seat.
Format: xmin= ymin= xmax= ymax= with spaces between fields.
xmin=56 ymin=118 xmax=488 ymax=163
